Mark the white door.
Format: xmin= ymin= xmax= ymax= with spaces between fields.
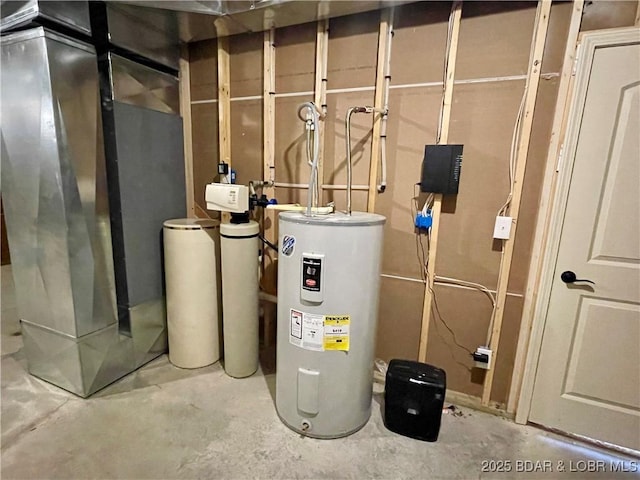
xmin=529 ymin=28 xmax=640 ymax=451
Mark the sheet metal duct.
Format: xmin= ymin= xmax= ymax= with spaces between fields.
xmin=109 ymin=53 xmax=180 ymax=114
xmin=0 ymin=0 xmax=91 ymax=34
xmin=1 ymin=2 xmax=181 ymax=70
xmin=2 ymin=0 xmax=408 ymax=45
xmin=102 ymin=3 xmax=180 ymax=70
xmin=115 ymin=0 xmax=406 ymax=42
xmin=0 ymin=28 xmax=171 ymax=396
xmin=115 ymin=1 xmax=266 ymax=16
xmin=98 ymin=52 xmax=185 ymax=341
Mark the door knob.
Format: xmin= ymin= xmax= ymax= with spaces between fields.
xmin=560 ymin=270 xmax=595 ymax=285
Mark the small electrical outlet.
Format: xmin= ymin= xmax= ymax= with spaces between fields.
xmin=493 ymin=216 xmax=512 ymax=240
xmin=473 ymin=346 xmax=492 ymax=370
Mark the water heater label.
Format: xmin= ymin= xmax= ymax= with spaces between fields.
xmin=289 ymin=310 xmax=350 ymax=352
xmin=323 ymin=316 xmax=350 ymax=351
xmin=290 ymin=309 xmax=303 ymax=340
xmin=302 ymin=257 xmax=322 ymax=292
xmin=302 ymin=313 xmax=324 ymax=351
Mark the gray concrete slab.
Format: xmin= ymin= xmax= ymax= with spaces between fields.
xmin=1 ymin=266 xmax=637 ymax=480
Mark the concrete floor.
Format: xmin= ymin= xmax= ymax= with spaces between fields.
xmin=1 ymin=265 xmax=637 ymax=479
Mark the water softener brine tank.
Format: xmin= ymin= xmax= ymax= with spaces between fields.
xmin=276 ymin=211 xmax=385 ymax=438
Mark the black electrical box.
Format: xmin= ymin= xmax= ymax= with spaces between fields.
xmin=420 ymin=144 xmax=463 ymax=194
xmin=384 ymin=360 xmax=446 ymax=442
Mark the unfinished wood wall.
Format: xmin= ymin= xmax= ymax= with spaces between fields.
xmin=186 ymin=1 xmax=637 ymax=408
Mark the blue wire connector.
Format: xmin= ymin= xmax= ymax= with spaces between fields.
xmin=415 ymin=210 xmax=433 ymax=230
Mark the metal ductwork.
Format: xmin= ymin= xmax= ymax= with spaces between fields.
xmin=2 ymin=1 xmax=407 ymax=44
xmin=114 ymin=1 xmax=281 ymax=16
xmin=113 ymin=0 xmax=405 ymax=43
xmin=0 ymin=1 xmax=186 ymax=397
xmin=0 ymin=0 xmax=92 ymax=34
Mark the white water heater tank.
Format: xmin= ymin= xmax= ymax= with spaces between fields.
xmin=276 ymin=211 xmax=385 ymax=438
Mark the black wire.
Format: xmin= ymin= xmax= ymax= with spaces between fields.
xmin=431 ymin=314 xmax=473 ymax=373
xmin=418 ymin=234 xmax=428 ymax=281
xmin=412 ymin=185 xmax=474 ymax=358
xmin=428 ymin=278 xmax=475 ymax=356
xmin=259 ymin=234 xmax=278 ymax=252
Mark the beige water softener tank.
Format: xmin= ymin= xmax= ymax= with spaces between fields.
xmin=220 ymin=221 xmax=260 ymax=378
xmin=163 ymin=219 xmax=222 ymax=369
xmin=276 ymin=211 xmax=385 ymax=438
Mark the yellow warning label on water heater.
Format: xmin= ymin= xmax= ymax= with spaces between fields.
xmin=323 ymin=315 xmax=350 ymax=351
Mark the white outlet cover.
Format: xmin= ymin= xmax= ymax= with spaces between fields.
xmin=493 ymin=216 xmax=513 ymax=240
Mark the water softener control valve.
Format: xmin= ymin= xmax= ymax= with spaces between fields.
xmin=301 ymin=253 xmax=324 ymax=303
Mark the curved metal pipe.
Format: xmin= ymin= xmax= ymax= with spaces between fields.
xmin=345 ymin=106 xmax=377 ymax=215
xmin=297 ymin=102 xmax=320 ymax=216
xmin=345 ymin=107 xmax=359 ymax=216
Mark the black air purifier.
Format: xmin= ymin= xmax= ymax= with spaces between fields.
xmin=383 ymin=360 xmax=446 ymax=442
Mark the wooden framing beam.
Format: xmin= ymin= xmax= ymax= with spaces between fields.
xmin=264 ymin=28 xmax=276 ymax=199
xmin=217 ymin=37 xmax=232 ymax=167
xmin=262 ymin=27 xmax=277 ymax=346
xmin=314 ymin=19 xmax=329 ymax=205
xmin=481 ymin=0 xmax=552 ymax=406
xmin=508 ymin=0 xmax=585 ymax=416
xmin=195 ymin=203 xmax=212 ymax=219
xmin=179 ymin=44 xmax=195 ymax=217
xmin=367 ymin=9 xmax=392 ymax=213
xmin=418 ymin=1 xmax=462 ymax=363
xmin=217 ymin=37 xmax=231 ymax=222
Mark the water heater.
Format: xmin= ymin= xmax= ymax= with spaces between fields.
xmin=276 ymin=211 xmax=385 ymax=438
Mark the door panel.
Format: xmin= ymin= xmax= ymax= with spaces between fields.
xmin=590 ymin=82 xmax=640 ymax=263
xmin=564 ymin=298 xmax=639 ymax=409
xmin=529 ymin=31 xmax=640 ymax=451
